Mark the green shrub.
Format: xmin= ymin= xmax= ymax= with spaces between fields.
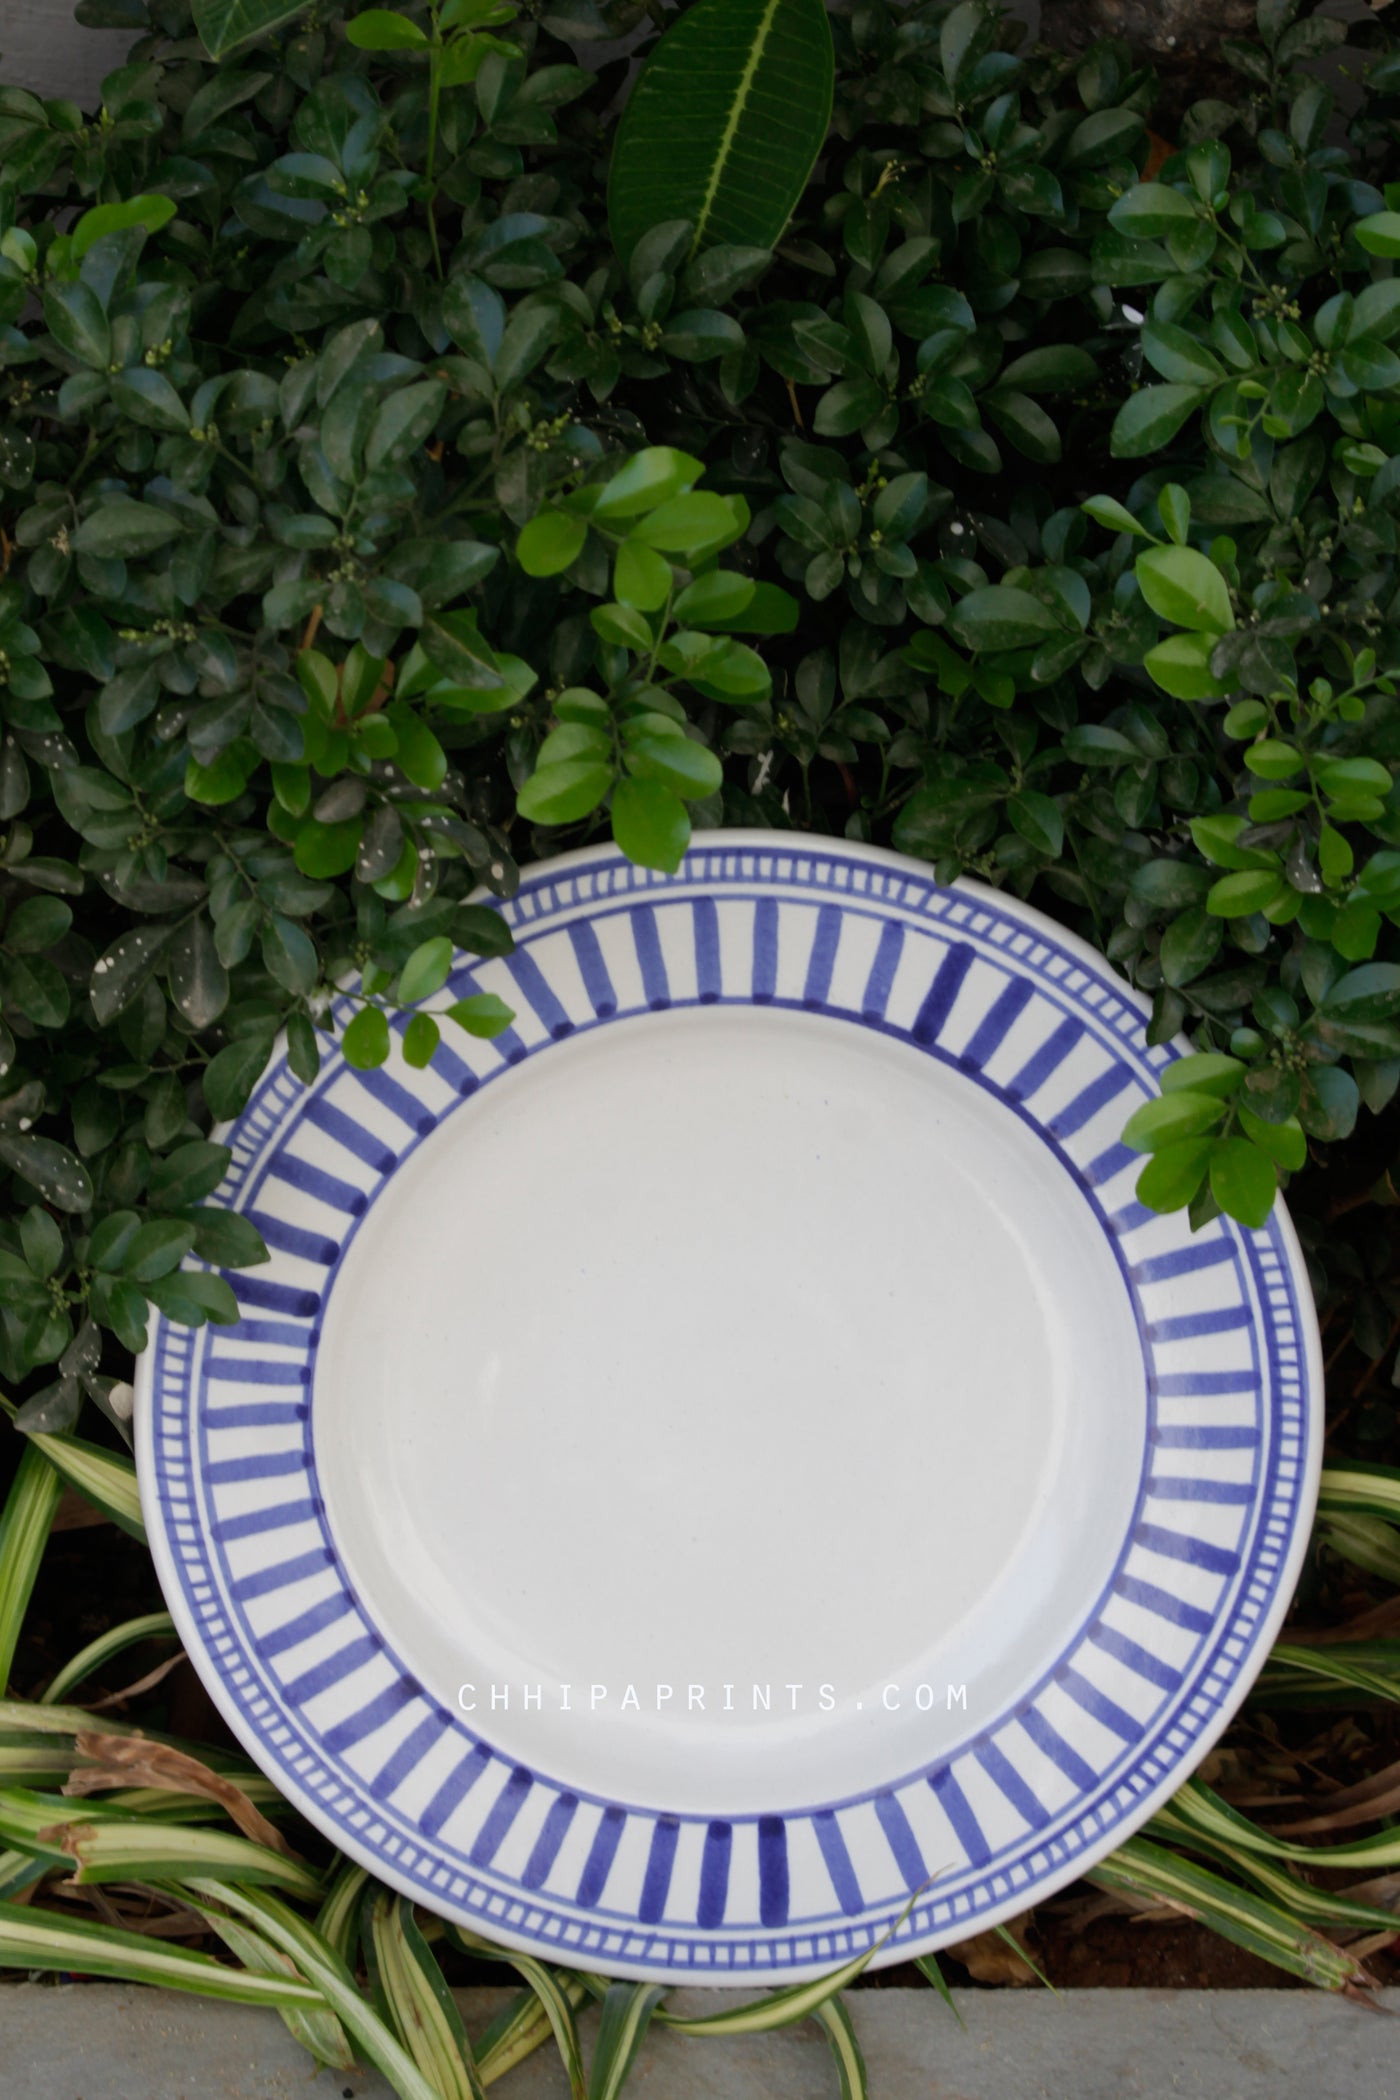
xmin=3 ymin=0 xmax=1400 ymax=1412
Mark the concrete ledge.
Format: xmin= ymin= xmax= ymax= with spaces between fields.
xmin=3 ymin=1 xmax=134 ymax=107
xmin=2 ymin=1982 xmax=1397 ymax=2099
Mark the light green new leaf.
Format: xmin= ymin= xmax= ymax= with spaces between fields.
xmin=1143 ymin=631 xmax=1230 ymax=700
xmin=1135 ymin=545 xmax=1234 ymax=633
xmin=608 ymin=0 xmax=834 ymax=263
xmin=446 ymin=993 xmax=515 ymax=1038
xmin=517 ymin=760 xmax=614 ymax=825
xmin=1356 ymin=212 xmax=1400 ymax=258
xmin=592 ymin=447 xmax=705 ymax=522
xmin=1082 ymin=493 xmax=1156 ymax=539
xmin=342 ymin=1006 xmax=390 ymax=1071
xmin=398 ymin=937 xmax=454 ymax=1006
xmin=611 ymin=777 xmax=691 ymax=872
xmin=518 ymin=509 xmax=588 ymax=576
xmin=1209 ymin=1136 xmax=1277 ymax=1228
xmin=346 ymin=8 xmax=430 ymax=46
xmin=1121 ymin=1088 xmax=1228 ymax=1151
xmin=71 ymin=196 xmax=177 ymax=260
xmin=1159 ymin=1052 xmax=1245 ymax=1099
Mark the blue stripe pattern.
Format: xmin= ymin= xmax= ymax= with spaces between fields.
xmin=505 ymin=950 xmax=573 ymax=1039
xmin=961 ymin=978 xmax=1033 ymax=1071
xmin=577 ymin=1805 xmax=625 ymax=1907
xmin=567 ymin=920 xmax=617 ymax=1015
xmin=861 ymin=920 xmax=904 ymax=1019
xmin=929 ymin=1764 xmax=990 ymax=1866
xmin=693 ymin=898 xmax=721 ymax=1002
xmin=639 ymin=1817 xmax=680 ymax=1924
xmin=911 ymin=943 xmax=974 ymax=1045
xmin=143 ymin=839 xmax=1316 ymax=1978
xmin=522 ymin=1792 xmax=577 ymax=1889
xmin=631 ymin=905 xmax=669 ymax=1007
xmin=697 ymin=1820 xmax=731 ymax=1927
xmin=803 ymin=905 xmax=842 ymax=1007
xmin=471 ymin=1766 xmax=534 ymax=1867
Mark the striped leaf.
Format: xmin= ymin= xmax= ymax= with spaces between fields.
xmin=813 ymin=1994 xmax=868 ymax=2100
xmin=0 ymin=1894 xmax=328 ymax=2008
xmin=184 ymin=1879 xmax=443 ymax=2100
xmin=316 ymin=1858 xmax=370 ymax=1969
xmin=1317 ymin=1512 xmax=1400 ymax=1586
xmin=588 ymin=1981 xmax=669 ymax=2100
xmin=367 ymin=1889 xmax=486 ymax=2100
xmin=0 ymin=1444 xmax=60 ymax=1692
xmin=1149 ymin=1802 xmax=1400 ymax=1935
xmin=0 ymin=1733 xmax=91 ymax=1789
xmin=0 ymin=1700 xmax=275 ymax=1794
xmin=0 ymin=1788 xmax=321 ymax=1896
xmin=0 ymin=1698 xmax=147 ymax=1742
xmin=1159 ymin=1776 xmax=1400 ymax=1873
xmin=0 ymin=1400 xmax=145 ymax=1540
xmin=42 ymin=1611 xmax=178 ymax=1705
xmin=77 ymin=1785 xmax=287 ymax=1825
xmin=607 ymin=0 xmax=834 ymax=264
xmin=1257 ymin=1641 xmax=1400 ymax=1706
xmin=450 ymin=1925 xmax=586 ymax=2099
xmin=474 ymin=1984 xmax=558 ymax=2087
xmin=203 ymin=1907 xmax=354 ymax=2070
xmin=651 ymin=1877 xmax=934 ymax=2043
xmin=0 ymin=1848 xmax=47 ymax=1899
xmin=1318 ymin=1461 xmax=1400 ymax=1523
xmin=1088 ymin=1836 xmax=1367 ymax=1989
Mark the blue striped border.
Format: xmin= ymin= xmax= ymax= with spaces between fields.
xmin=138 ymin=839 xmax=1320 ymax=1979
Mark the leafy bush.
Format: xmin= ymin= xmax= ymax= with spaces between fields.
xmin=4 ymin=0 xmax=1400 ymax=1412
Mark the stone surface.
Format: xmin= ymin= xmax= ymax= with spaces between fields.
xmin=3 ymin=1983 xmax=1399 ymax=2099
xmin=2 ymin=1 xmax=134 ymax=106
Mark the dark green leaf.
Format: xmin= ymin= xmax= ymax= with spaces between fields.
xmin=607 ymin=0 xmax=835 ymax=263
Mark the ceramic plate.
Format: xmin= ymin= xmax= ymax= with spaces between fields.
xmin=135 ymin=833 xmax=1322 ymax=1982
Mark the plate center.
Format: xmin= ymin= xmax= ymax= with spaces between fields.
xmin=314 ymin=1003 xmax=1147 ymax=1813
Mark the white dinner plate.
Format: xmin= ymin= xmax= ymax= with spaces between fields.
xmin=135 ymin=833 xmax=1322 ymax=1982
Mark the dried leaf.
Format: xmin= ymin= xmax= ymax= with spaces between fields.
xmin=63 ymin=1732 xmax=296 ymax=1859
xmin=1272 ymin=1756 xmax=1400 ymax=1837
xmin=947 ymin=1915 xmax=1039 ymax=1985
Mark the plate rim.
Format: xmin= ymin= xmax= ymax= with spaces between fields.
xmin=134 ymin=830 xmax=1325 ymax=1981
